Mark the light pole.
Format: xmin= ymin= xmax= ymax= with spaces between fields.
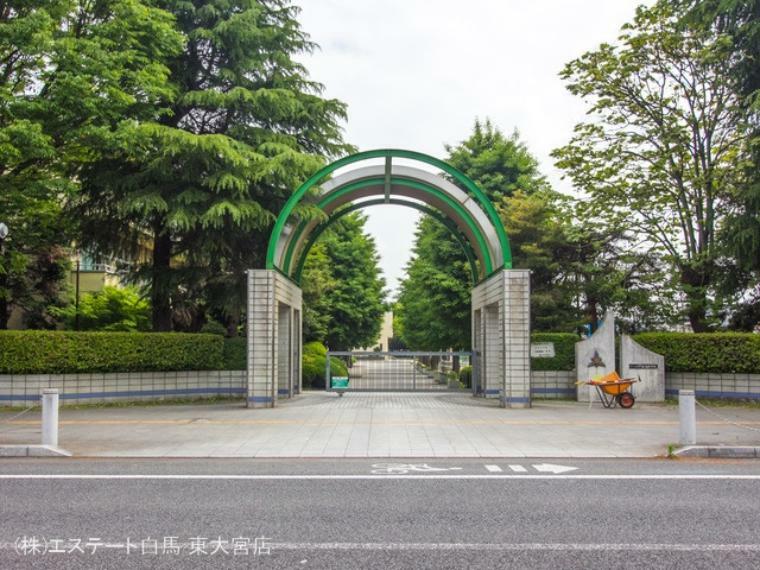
xmin=0 ymin=222 xmax=8 ymax=330
xmin=74 ymin=249 xmax=81 ymax=331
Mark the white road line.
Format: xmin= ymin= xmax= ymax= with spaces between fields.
xmin=484 ymin=465 xmax=502 ymax=472
xmin=508 ymin=465 xmax=527 ymax=472
xmin=1 ymin=474 xmax=760 ymax=480
xmin=0 ymin=542 xmax=757 ymax=552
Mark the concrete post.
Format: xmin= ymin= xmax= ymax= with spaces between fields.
xmin=41 ymin=389 xmax=59 ymax=447
xmin=679 ymin=389 xmax=696 ymax=445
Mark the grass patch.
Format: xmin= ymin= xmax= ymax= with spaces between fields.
xmin=0 ymin=395 xmax=243 ymax=413
xmin=664 ymin=396 xmax=760 ymax=409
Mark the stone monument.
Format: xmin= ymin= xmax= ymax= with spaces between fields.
xmin=620 ymin=335 xmax=665 ymax=402
xmin=575 ymin=310 xmax=616 ymax=401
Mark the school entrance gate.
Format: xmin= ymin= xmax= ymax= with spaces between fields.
xmin=326 ymin=351 xmax=472 ymax=392
xmin=246 ymin=149 xmax=531 ymax=408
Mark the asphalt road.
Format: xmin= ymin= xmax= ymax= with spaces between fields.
xmin=2 ymin=458 xmax=760 ymax=569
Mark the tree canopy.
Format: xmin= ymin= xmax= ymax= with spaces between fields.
xmin=553 ymin=2 xmax=750 ymax=332
xmin=301 ymin=213 xmax=386 ymax=351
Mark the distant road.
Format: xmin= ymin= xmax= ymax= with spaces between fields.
xmin=2 ymin=458 xmax=760 ymax=569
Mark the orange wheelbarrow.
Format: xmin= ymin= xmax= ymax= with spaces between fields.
xmin=583 ymin=372 xmax=639 ymax=409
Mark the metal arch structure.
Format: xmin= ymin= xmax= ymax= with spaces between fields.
xmin=291 ymin=198 xmax=481 ymax=285
xmin=266 ymin=149 xmax=512 ymax=284
xmin=246 ymin=150 xmax=532 ymax=410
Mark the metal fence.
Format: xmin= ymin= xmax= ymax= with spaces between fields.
xmin=326 ymin=351 xmax=472 ymax=392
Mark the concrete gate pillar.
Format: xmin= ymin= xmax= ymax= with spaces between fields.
xmin=471 ymin=269 xmax=531 ymax=408
xmin=246 ymin=269 xmax=302 ymax=408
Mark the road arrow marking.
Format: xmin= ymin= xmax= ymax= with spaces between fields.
xmin=508 ymin=465 xmax=527 ymax=473
xmin=485 ymin=465 xmax=502 ymax=473
xmin=532 ymin=463 xmax=578 ymax=474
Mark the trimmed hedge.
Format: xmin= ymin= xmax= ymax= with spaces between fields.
xmin=633 ymin=332 xmax=760 ymax=374
xmin=530 ymin=333 xmax=577 ymax=371
xmin=222 ymin=337 xmax=247 ymax=370
xmin=0 ymin=330 xmax=224 ymax=374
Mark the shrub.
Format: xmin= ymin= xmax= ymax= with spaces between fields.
xmin=222 ymin=337 xmax=247 ymax=370
xmin=302 ymin=341 xmax=348 ymax=389
xmin=200 ymin=320 xmax=227 ymax=336
xmin=51 ymin=286 xmax=150 ymax=331
xmin=459 ymin=365 xmax=472 ymax=388
xmin=633 ymin=332 xmax=760 ymax=373
xmin=530 ymin=333 xmax=577 ymax=371
xmin=0 ymin=330 xmax=224 ymax=374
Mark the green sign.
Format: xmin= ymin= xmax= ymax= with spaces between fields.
xmin=331 ymin=376 xmax=349 ymax=389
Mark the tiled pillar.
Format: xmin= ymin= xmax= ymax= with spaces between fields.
xmin=247 ymin=270 xmax=276 ymax=408
xmin=502 ymin=270 xmax=531 ymax=408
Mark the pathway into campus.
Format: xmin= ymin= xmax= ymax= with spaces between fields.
xmin=3 ymin=393 xmax=760 ymax=458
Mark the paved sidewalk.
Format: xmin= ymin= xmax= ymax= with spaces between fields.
xmin=2 ymin=392 xmax=760 ymax=458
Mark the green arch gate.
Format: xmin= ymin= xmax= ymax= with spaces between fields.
xmin=246 ymin=150 xmax=532 ymax=408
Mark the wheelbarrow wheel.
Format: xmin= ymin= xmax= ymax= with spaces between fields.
xmin=618 ymin=392 xmax=635 ymax=409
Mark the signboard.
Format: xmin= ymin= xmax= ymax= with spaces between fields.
xmin=629 ymin=363 xmax=659 ymax=370
xmin=530 ymin=343 xmax=555 ymax=358
xmin=331 ymin=376 xmax=349 ymax=389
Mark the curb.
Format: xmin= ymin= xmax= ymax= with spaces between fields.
xmin=673 ymin=445 xmax=760 ymax=458
xmin=0 ymin=445 xmax=72 ymax=458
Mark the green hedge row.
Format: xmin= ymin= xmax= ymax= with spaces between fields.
xmin=0 ymin=330 xmax=224 ymax=374
xmin=222 ymin=337 xmax=247 ymax=370
xmin=530 ymin=333 xmax=577 ymax=371
xmin=633 ymin=332 xmax=760 ymax=373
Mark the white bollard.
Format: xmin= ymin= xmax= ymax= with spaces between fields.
xmin=679 ymin=389 xmax=696 ymax=445
xmin=41 ymin=389 xmax=59 ymax=447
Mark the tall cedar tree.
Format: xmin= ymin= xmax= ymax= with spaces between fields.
xmin=75 ymin=0 xmax=351 ymax=332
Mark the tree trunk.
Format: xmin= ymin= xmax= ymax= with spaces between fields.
xmin=0 ymin=297 xmax=7 ymax=330
xmin=680 ymin=265 xmax=711 ymax=333
xmin=226 ymin=314 xmax=239 ymax=338
xmin=151 ymin=227 xmax=173 ymax=332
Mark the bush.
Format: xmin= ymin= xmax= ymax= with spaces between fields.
xmin=633 ymin=332 xmax=760 ymax=373
xmin=459 ymin=365 xmax=472 ymax=388
xmin=51 ymin=286 xmax=150 ymax=331
xmin=0 ymin=330 xmax=224 ymax=374
xmin=302 ymin=341 xmax=348 ymax=389
xmin=200 ymin=320 xmax=227 ymax=336
xmin=222 ymin=337 xmax=247 ymax=370
xmin=530 ymin=333 xmax=577 ymax=371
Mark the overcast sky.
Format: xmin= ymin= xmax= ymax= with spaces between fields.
xmin=297 ymin=0 xmax=651 ymax=296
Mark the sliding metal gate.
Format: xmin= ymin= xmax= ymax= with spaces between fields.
xmin=326 ymin=351 xmax=472 ymax=392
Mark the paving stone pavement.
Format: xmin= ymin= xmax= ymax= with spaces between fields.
xmin=2 ymin=392 xmax=760 ymax=458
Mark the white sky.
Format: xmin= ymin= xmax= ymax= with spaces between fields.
xmin=297 ymin=0 xmax=651 ymax=296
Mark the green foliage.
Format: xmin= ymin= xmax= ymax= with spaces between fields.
xmin=552 ymin=2 xmax=749 ymax=332
xmin=74 ymin=0 xmax=352 ymax=332
xmin=51 ymin=286 xmax=150 ymax=331
xmin=301 ymin=241 xmax=335 ymax=342
xmin=200 ymin=320 xmax=228 ymax=336
xmin=634 ymin=332 xmax=760 ymax=373
xmin=0 ymin=331 xmax=223 ymax=374
xmin=458 ymin=365 xmax=472 ymax=388
xmin=222 ymin=337 xmax=247 ymax=370
xmin=396 ymin=121 xmax=569 ymax=349
xmin=530 ymin=333 xmax=578 ymax=371
xmin=395 ymin=216 xmax=472 ymax=349
xmin=302 ymin=214 xmax=386 ymax=350
xmin=301 ymin=341 xmax=347 ymax=389
xmin=0 ymin=0 xmax=184 ymax=328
